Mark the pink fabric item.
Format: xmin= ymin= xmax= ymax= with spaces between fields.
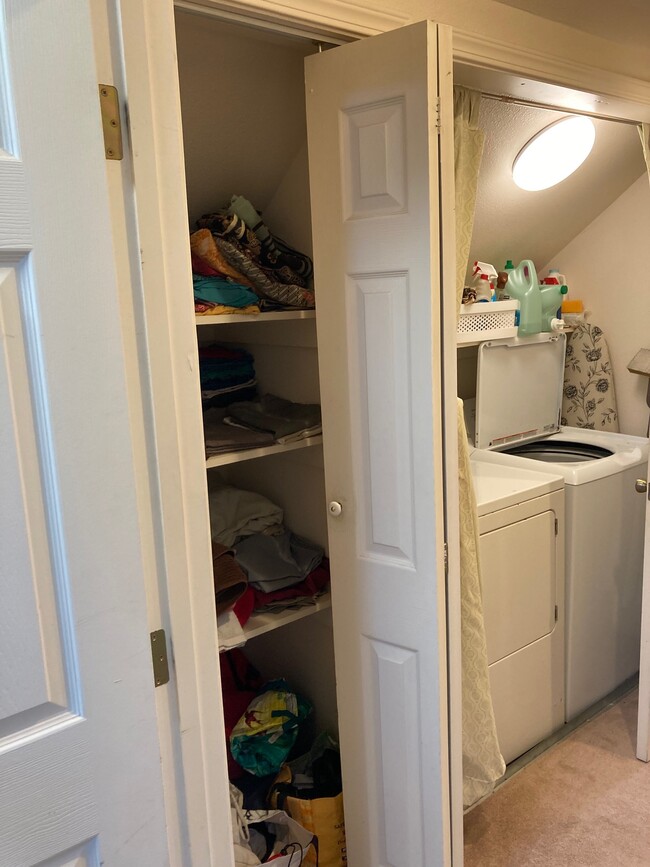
xmin=233 ymin=586 xmax=255 ymax=626
xmin=251 ymin=562 xmax=330 ymax=610
xmin=192 ymin=251 xmax=224 ymax=277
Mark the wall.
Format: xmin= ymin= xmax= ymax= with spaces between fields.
xmin=300 ymin=0 xmax=650 ymax=83
xmin=175 ymin=10 xmax=315 ymax=225
xmin=546 ymin=174 xmax=650 ymax=437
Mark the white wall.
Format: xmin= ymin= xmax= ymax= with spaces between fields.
xmin=546 ymin=174 xmax=650 ymax=437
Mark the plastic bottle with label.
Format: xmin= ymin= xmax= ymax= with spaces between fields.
xmin=505 ymin=259 xmax=542 ymax=335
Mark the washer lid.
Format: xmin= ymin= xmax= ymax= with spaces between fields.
xmin=476 ymin=334 xmax=567 ymax=449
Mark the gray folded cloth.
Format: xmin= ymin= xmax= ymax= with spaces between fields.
xmin=203 ymin=407 xmax=274 ymax=456
xmin=234 ymin=531 xmax=324 ymax=593
xmin=209 ymin=484 xmax=283 ymax=548
xmin=225 ymin=394 xmax=322 ymax=441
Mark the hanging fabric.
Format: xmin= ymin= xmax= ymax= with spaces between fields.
xmin=454 ymin=87 xmax=485 ymax=313
xmin=453 ymin=86 xmax=505 ymax=807
xmin=639 ymin=123 xmax=650 ymax=174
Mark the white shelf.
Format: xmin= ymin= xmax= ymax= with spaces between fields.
xmin=196 ymin=310 xmax=315 ymax=326
xmin=241 ymin=592 xmax=332 ymax=643
xmin=205 ymin=435 xmax=323 ymax=468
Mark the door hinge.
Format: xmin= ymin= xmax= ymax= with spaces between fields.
xmin=435 ymin=96 xmax=441 ymax=134
xmin=554 ymin=518 xmax=559 ymax=536
xmin=150 ymin=629 xmax=170 ymax=687
xmin=443 ymin=541 xmax=449 ymax=575
xmin=554 ymin=605 xmax=559 ymax=623
xmin=99 ymin=84 xmax=123 ymax=160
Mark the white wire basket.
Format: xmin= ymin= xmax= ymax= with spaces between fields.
xmin=457 ymin=299 xmax=519 ymax=344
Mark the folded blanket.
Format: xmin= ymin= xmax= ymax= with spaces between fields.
xmin=203 ymin=408 xmax=274 ymax=456
xmin=209 ymin=484 xmax=283 ymax=548
xmin=225 ymin=394 xmax=321 ymax=441
xmin=212 ymin=541 xmax=248 ymax=615
xmin=195 ymin=301 xmax=259 ymax=316
xmin=234 ymin=531 xmax=324 ymax=593
xmin=215 ymin=236 xmax=315 ymax=309
xmin=193 ymin=274 xmax=259 ymax=308
xmin=190 ymin=228 xmax=256 ymax=289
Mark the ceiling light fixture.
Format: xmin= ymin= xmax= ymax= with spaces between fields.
xmin=512 ymin=116 xmax=596 ymax=191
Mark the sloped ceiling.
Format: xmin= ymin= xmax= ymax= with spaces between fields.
xmin=467 ymin=98 xmax=645 ymax=280
xmin=490 ymin=0 xmax=650 ymax=53
xmin=175 ymin=11 xmax=315 ymax=226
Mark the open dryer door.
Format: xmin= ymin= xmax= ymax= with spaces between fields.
xmin=636 ymin=454 xmax=650 ymax=760
xmin=306 ymin=21 xmax=454 ymax=867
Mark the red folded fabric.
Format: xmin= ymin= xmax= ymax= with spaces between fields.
xmin=233 ymin=585 xmax=255 ymax=626
xmin=192 ymin=252 xmax=224 ymax=277
xmin=251 ymin=561 xmax=330 ymax=609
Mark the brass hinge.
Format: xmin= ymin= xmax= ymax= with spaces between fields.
xmin=150 ymin=629 xmax=170 ymax=687
xmin=443 ymin=542 xmax=449 ymax=575
xmin=435 ymin=96 xmax=441 ymax=134
xmin=99 ymin=84 xmax=123 ymax=160
xmin=554 ymin=518 xmax=559 ymax=536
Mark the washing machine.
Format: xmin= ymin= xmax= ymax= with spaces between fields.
xmin=469 ymin=456 xmax=565 ymax=763
xmin=469 ymin=333 xmax=649 ymax=721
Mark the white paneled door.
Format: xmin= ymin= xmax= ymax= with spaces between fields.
xmin=0 ymin=2 xmax=168 ymax=865
xmin=306 ymin=22 xmax=453 ymax=866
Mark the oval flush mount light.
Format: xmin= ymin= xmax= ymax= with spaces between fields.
xmin=513 ymin=116 xmax=596 ymax=191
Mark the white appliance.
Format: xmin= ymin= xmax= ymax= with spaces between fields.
xmin=470 ymin=457 xmax=565 ymax=764
xmin=470 ymin=334 xmax=650 ymax=720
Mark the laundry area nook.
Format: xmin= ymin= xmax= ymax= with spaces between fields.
xmin=454 ymin=59 xmax=650 ymax=863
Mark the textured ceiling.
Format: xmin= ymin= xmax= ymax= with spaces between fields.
xmin=490 ymin=0 xmax=650 ymax=52
xmin=467 ymin=98 xmax=645 ymax=281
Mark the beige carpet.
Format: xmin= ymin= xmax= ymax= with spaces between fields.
xmin=464 ymin=691 xmax=650 ymax=866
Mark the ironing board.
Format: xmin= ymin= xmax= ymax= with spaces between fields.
xmin=562 ymin=322 xmax=619 ymax=431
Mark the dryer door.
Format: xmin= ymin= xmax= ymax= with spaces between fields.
xmin=636 ymin=455 xmax=650 ymax=760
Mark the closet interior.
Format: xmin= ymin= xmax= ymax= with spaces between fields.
xmin=174 ymin=9 xmax=344 ymax=861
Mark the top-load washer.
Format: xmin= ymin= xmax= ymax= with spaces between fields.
xmin=468 ymin=333 xmax=649 ymax=721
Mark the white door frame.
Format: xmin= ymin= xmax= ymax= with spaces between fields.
xmin=111 ymin=1 xmax=650 ymax=863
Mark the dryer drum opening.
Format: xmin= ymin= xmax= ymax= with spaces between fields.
xmin=503 ymin=440 xmax=614 ymax=462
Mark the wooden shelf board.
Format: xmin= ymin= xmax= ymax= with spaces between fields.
xmin=196 ymin=310 xmax=315 ymax=326
xmin=219 ymin=593 xmax=332 ymax=651
xmin=205 ymin=435 xmax=323 ymax=468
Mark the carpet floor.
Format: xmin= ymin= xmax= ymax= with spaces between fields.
xmin=464 ymin=690 xmax=650 ymax=866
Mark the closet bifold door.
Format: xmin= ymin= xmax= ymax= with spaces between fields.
xmin=306 ymin=21 xmax=452 ymax=867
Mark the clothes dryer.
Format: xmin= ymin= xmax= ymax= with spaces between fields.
xmin=469 ymin=334 xmax=649 ymax=720
xmin=470 ymin=457 xmax=565 ymax=763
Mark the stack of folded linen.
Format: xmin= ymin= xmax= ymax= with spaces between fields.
xmin=209 ymin=484 xmax=330 ymax=638
xmin=203 ymin=407 xmax=274 ymax=457
xmin=224 ymin=394 xmax=322 ymax=444
xmin=194 ymin=194 xmax=315 ymax=310
xmin=191 ymin=237 xmax=261 ymax=317
xmin=199 ymin=344 xmax=257 ymax=409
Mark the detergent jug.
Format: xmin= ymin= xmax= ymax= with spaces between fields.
xmin=505 ymin=260 xmax=542 ymax=336
xmin=540 ymin=282 xmax=568 ymax=331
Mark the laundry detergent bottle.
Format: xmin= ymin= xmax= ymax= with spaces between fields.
xmin=540 ymin=282 xmax=568 ymax=331
xmin=506 ymin=259 xmax=542 ymax=336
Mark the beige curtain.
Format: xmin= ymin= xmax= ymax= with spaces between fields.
xmin=639 ymin=123 xmax=650 ymax=174
xmin=454 ymin=88 xmax=485 ymax=312
xmin=454 ymin=87 xmax=506 ymax=808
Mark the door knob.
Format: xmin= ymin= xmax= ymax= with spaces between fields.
xmin=328 ymin=501 xmax=343 ymax=517
xmin=635 ymin=479 xmax=648 ymax=494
